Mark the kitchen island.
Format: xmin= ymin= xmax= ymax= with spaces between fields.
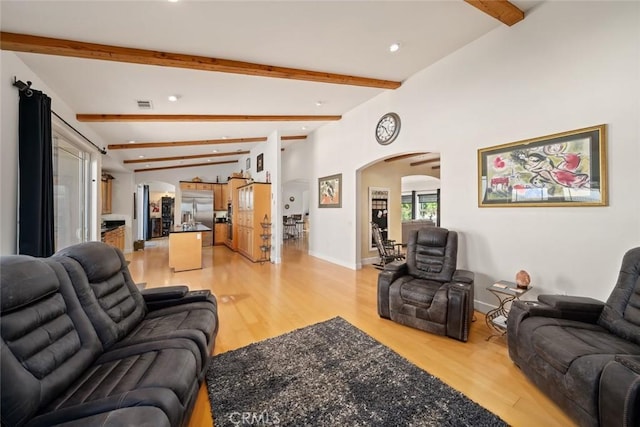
xmin=168 ymin=224 xmax=211 ymax=272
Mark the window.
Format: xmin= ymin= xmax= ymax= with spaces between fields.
xmin=401 ymin=195 xmax=413 ymax=221
xmin=417 ymin=193 xmax=438 ymax=223
xmin=53 ymin=134 xmax=91 ymax=250
xmin=401 ymin=190 xmax=440 ymax=225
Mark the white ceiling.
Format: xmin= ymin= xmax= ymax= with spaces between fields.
xmin=1 ymin=0 xmax=540 ymax=173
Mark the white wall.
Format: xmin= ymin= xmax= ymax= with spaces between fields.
xmin=1 ymin=51 xmax=107 ymax=255
xmin=308 ymin=2 xmax=640 ymax=307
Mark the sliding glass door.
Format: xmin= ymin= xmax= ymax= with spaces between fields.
xmin=53 ymin=135 xmax=90 ymax=250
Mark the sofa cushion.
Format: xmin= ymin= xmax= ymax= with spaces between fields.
xmin=406 ymin=228 xmax=457 ymax=283
xmin=527 ymin=318 xmax=640 ymax=374
xmin=0 ymin=256 xmax=102 ymax=427
xmin=598 ymin=247 xmax=640 ymax=346
xmin=51 ymin=406 xmax=171 ymax=427
xmin=54 ymin=243 xmax=147 ymax=349
xmin=115 ymin=301 xmax=218 ymax=367
xmin=389 ymin=278 xmax=448 ymax=325
xmin=54 ymin=242 xmax=217 ymax=368
xmin=34 ymin=340 xmax=200 ymax=427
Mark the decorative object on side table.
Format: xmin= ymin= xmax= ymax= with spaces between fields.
xmin=516 ymin=270 xmax=531 ymax=289
xmin=485 ymin=280 xmax=531 ymax=340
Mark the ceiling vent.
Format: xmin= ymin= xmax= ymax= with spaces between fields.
xmin=136 ymin=100 xmax=153 ymax=110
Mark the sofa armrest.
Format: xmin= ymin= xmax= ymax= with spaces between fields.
xmin=446 ymin=281 xmax=474 ymax=342
xmin=143 ymin=288 xmax=213 ymax=311
xmin=377 ymin=262 xmax=407 ymax=319
xmin=141 ymin=286 xmax=189 ymax=302
xmin=537 ymin=294 xmax=604 ymax=323
xmin=600 ymin=355 xmax=640 ymax=427
xmin=452 ymin=269 xmax=474 ymax=284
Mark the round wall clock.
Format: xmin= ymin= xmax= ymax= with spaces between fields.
xmin=375 ymin=112 xmax=401 ymax=145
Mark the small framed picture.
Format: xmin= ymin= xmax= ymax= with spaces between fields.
xmin=318 ymin=173 xmax=342 ymax=208
xmin=257 ymin=153 xmax=264 ymax=172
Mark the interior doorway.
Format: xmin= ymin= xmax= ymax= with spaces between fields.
xmin=357 ymin=152 xmax=440 ymax=267
xmin=136 ymin=181 xmax=176 ymax=241
xmin=282 ymin=180 xmax=310 ymax=257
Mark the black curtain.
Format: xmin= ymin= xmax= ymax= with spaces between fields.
xmin=18 ymin=89 xmax=54 ymax=257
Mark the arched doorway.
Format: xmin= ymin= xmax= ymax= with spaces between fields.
xmin=357 ymin=153 xmax=440 ymax=267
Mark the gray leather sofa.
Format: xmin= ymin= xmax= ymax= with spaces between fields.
xmin=507 ymin=247 xmax=640 ymax=427
xmin=1 ymin=242 xmax=218 ymax=427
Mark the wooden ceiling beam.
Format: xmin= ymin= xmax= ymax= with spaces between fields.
xmin=124 ymin=150 xmax=249 ymax=164
xmin=384 ymin=152 xmax=430 ymax=162
xmin=77 ymin=114 xmax=341 ymax=122
xmin=463 ymin=0 xmax=524 ymax=26
xmin=135 ymin=159 xmax=237 ymax=173
xmin=108 ymin=137 xmax=266 ymax=150
xmin=281 ymin=135 xmax=308 ymax=141
xmin=0 ymin=32 xmax=401 ymax=89
xmin=410 ymin=158 xmax=440 ymax=167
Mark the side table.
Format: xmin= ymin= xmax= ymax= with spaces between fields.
xmin=485 ymin=280 xmax=531 ymax=340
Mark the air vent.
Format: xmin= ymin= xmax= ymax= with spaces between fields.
xmin=136 ymin=100 xmax=153 ymax=110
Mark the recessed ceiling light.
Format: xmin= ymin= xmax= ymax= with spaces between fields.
xmin=128 ymin=140 xmax=135 ymax=144
xmin=389 ymin=42 xmax=401 ymax=53
xmin=138 ymin=155 xmax=144 ymax=158
xmin=315 ymin=101 xmax=323 ymax=107
xmin=207 ymin=159 xmax=212 ymax=162
xmin=212 ymin=149 xmax=218 ymax=153
xmin=168 ymin=95 xmax=179 ymax=102
xmin=222 ymin=136 xmax=228 ymax=140
xmin=145 ymin=164 xmax=150 ymax=168
xmin=301 ymin=126 xmax=307 ymax=130
xmin=168 ymin=0 xmax=179 ymax=3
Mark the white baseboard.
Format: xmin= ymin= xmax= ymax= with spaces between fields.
xmin=474 ymin=299 xmax=497 ymax=314
xmin=308 ymin=251 xmax=357 ymax=270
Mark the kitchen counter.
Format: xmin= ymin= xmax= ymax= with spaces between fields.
xmin=168 ymin=225 xmax=209 ymax=271
xmin=170 ymin=224 xmax=211 ymax=233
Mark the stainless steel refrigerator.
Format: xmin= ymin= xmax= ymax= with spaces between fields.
xmin=181 ymin=190 xmax=214 ymax=246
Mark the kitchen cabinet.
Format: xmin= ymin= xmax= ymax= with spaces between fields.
xmin=225 ymin=177 xmax=245 ymax=251
xmin=179 ymin=182 xmax=213 ymax=191
xmin=101 ymin=225 xmax=124 ymax=252
xmin=101 ymin=173 xmax=113 ymax=214
xmin=213 ymin=183 xmax=227 ymax=211
xmin=237 ymin=182 xmax=271 ymax=262
xmin=214 ymin=223 xmax=227 ymax=245
xmin=168 ymin=225 xmax=209 ymax=271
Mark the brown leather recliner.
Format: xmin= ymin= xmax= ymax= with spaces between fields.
xmin=377 ymin=227 xmax=475 ymax=342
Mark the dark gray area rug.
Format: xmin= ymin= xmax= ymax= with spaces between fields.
xmin=206 ymin=317 xmax=507 ymax=426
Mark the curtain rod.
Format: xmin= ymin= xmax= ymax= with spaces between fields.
xmin=12 ymin=77 xmax=107 ymax=155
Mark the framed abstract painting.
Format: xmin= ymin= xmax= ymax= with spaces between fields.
xmin=478 ymin=124 xmax=607 ymax=207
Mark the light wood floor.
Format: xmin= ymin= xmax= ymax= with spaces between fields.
xmin=125 ymin=237 xmax=575 ymax=427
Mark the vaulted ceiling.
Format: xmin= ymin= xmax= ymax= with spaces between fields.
xmin=1 ymin=0 xmax=536 ymax=173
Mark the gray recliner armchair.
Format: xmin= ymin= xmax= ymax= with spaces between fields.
xmin=377 ymin=227 xmax=475 ymax=342
xmin=507 ymin=247 xmax=640 ymax=427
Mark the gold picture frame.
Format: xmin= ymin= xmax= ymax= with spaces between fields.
xmin=318 ymin=173 xmax=342 ymax=208
xmin=478 ymin=124 xmax=607 ymax=207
